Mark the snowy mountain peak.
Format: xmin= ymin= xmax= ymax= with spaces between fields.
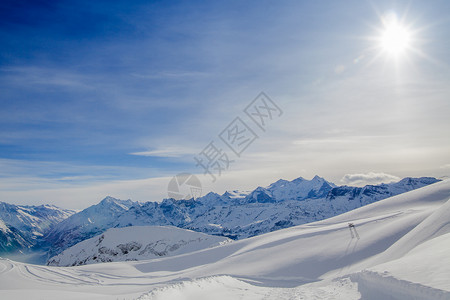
xmin=266 ymin=175 xmax=336 ymax=201
xmin=100 ymin=196 xmax=119 ymax=203
xmin=269 ymin=179 xmax=290 ymax=188
xmin=99 ymin=196 xmax=135 ymax=209
xmin=311 ymin=175 xmax=329 ymax=183
xmin=290 ymin=176 xmax=307 ymax=184
xmin=43 ymin=197 xmax=138 ymax=257
xmin=199 ymin=192 xmax=221 ymax=201
xmin=244 ymin=187 xmax=275 ymax=204
xmin=204 ymin=191 xmax=221 ymax=198
xmin=222 ymin=190 xmax=250 ymax=199
xmin=196 ymin=192 xmax=226 ymax=206
xmin=221 ymin=191 xmax=234 ymax=198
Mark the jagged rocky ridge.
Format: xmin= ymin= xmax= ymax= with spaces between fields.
xmin=42 ymin=176 xmax=440 ymax=258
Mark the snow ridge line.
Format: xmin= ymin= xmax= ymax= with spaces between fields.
xmin=350 ymin=270 xmax=450 ymax=300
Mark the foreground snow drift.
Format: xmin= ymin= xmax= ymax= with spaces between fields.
xmin=137 ymin=276 xmax=361 ymax=300
xmin=0 ymin=180 xmax=449 ymax=299
xmin=47 ymin=226 xmax=230 ymax=266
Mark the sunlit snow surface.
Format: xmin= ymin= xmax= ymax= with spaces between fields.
xmin=1 ymin=180 xmax=449 ymax=299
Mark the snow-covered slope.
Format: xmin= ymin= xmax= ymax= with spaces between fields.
xmin=134 ymin=179 xmax=450 ymax=299
xmin=0 ymin=179 xmax=448 ymax=300
xmin=0 ymin=202 xmax=75 ymax=253
xmin=47 ymin=226 xmax=230 ymax=266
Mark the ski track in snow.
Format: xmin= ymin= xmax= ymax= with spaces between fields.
xmin=0 ymin=180 xmax=449 ymax=299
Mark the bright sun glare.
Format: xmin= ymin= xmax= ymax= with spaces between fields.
xmin=379 ymin=13 xmax=411 ymax=56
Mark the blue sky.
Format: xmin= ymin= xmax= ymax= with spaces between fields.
xmin=1 ymin=0 xmax=449 ymax=208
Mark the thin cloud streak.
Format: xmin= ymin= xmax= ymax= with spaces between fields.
xmin=130 ymin=147 xmax=197 ymax=158
xmin=0 ymin=66 xmax=94 ymax=89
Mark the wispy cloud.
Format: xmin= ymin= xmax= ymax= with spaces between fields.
xmin=341 ymin=172 xmax=400 ymax=186
xmin=0 ymin=158 xmax=163 ymax=183
xmin=130 ymin=147 xmax=196 ymax=158
xmin=0 ymin=66 xmax=93 ymax=89
xmin=130 ymin=71 xmax=209 ymax=80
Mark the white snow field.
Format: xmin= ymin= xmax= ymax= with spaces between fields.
xmin=0 ymin=180 xmax=449 ymax=300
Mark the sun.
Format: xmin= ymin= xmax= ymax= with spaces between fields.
xmin=367 ymin=10 xmax=433 ymax=69
xmin=381 ymin=21 xmax=411 ymax=55
xmin=379 ymin=13 xmax=412 ymax=56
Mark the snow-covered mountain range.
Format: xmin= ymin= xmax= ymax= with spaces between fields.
xmin=47 ymin=226 xmax=230 ymax=267
xmin=0 ymin=175 xmax=440 ymax=260
xmin=0 ymin=202 xmax=75 ymax=253
xmin=42 ymin=176 xmax=439 ymax=258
